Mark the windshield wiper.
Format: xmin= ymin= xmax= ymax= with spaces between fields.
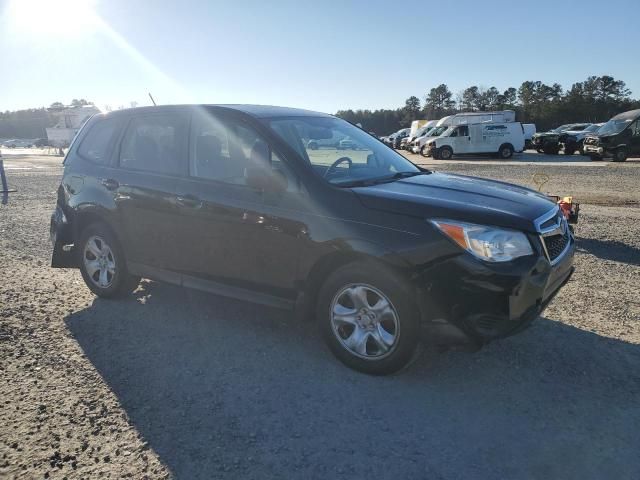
xmin=336 ymin=170 xmax=429 ymax=188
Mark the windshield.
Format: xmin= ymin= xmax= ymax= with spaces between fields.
xmin=267 ymin=116 xmax=420 ymax=185
xmin=597 ymin=118 xmax=633 ymax=135
xmin=428 ymin=126 xmax=448 ymax=137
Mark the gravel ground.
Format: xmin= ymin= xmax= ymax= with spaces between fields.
xmin=1 ymin=158 xmax=639 ymax=479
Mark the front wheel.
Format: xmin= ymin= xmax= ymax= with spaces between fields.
xmin=438 ymin=146 xmax=453 ymax=160
xmin=317 ymin=262 xmax=420 ymax=375
xmin=78 ymin=223 xmax=140 ymax=299
xmin=498 ymin=144 xmax=514 ymax=159
xmin=613 ymin=148 xmax=628 ymax=162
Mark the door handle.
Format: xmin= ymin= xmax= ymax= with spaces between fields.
xmin=101 ymin=178 xmax=119 ymax=190
xmin=176 ymin=194 xmax=202 ymax=208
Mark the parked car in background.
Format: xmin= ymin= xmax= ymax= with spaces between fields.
xmin=583 ymin=109 xmax=640 ymax=162
xmin=401 ymin=121 xmax=436 ymax=150
xmin=425 ymin=122 xmax=525 ymax=160
xmin=390 ymin=128 xmax=410 ymax=149
xmin=338 ymin=137 xmax=356 ymax=150
xmin=412 ymin=125 xmax=448 ymax=155
xmin=2 ymin=139 xmax=33 ymax=148
xmin=531 ymin=124 xmax=591 ymax=154
xmin=50 ymin=104 xmax=575 ymax=374
xmin=523 ymin=124 xmax=536 ymax=150
xmin=560 ymin=123 xmax=603 ymax=155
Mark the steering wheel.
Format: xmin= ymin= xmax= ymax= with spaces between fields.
xmin=324 ymin=157 xmax=352 ymax=178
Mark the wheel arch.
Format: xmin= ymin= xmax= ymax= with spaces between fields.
xmin=298 ymin=241 xmax=414 ymax=322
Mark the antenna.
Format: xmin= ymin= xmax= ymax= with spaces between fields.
xmin=148 ymin=93 xmax=157 ymax=106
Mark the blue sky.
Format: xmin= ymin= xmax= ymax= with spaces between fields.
xmin=1 ymin=0 xmax=638 ymax=113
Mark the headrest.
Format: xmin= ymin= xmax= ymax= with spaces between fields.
xmin=134 ymin=135 xmax=158 ymax=162
xmin=249 ymin=140 xmax=270 ymax=166
xmin=196 ymin=135 xmax=221 ymax=163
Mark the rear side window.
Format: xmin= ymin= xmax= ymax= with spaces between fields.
xmin=77 ymin=118 xmax=119 ymax=165
xmin=119 ymin=114 xmax=187 ymax=175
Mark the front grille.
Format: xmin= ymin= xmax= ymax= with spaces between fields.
xmin=544 ymin=228 xmax=570 ymax=261
xmin=539 ymin=210 xmax=564 ymax=231
xmin=584 ymin=136 xmax=598 ymax=146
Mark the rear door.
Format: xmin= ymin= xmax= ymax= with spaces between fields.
xmin=112 ymin=111 xmax=189 ymax=273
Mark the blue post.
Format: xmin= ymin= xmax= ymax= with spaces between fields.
xmin=0 ymin=159 xmax=8 ymax=193
xmin=1 ymin=158 xmax=10 ymax=205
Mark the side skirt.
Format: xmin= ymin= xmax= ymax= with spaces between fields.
xmin=128 ymin=262 xmax=295 ymax=311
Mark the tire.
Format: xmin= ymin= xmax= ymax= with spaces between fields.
xmin=438 ymin=146 xmax=453 ymax=160
xmin=498 ymin=144 xmax=514 ymax=159
xmin=78 ymin=223 xmax=140 ymax=299
xmin=577 ymin=141 xmax=585 ymax=156
xmin=612 ymin=148 xmax=628 ymax=162
xmin=419 ymin=145 xmax=428 ymax=157
xmin=316 ymin=262 xmax=420 ymax=375
xmin=543 ymin=146 xmax=560 ymax=155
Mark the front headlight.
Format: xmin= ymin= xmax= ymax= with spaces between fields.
xmin=430 ymin=220 xmax=533 ymax=262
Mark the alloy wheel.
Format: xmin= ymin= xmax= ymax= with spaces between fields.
xmin=83 ymin=235 xmax=116 ymax=288
xmin=330 ymin=284 xmax=399 ymax=360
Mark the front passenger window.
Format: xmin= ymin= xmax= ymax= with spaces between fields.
xmin=189 ymin=111 xmax=298 ymax=192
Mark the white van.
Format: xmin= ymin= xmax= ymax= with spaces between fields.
xmin=424 ymin=122 xmax=525 ymax=159
xmin=411 ymin=123 xmax=449 ymax=154
xmin=438 ymin=110 xmax=516 ymax=127
xmin=409 ymin=120 xmax=430 ymax=137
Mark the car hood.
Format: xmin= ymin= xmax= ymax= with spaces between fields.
xmin=533 ymin=131 xmax=560 ymax=137
xmin=353 ymin=172 xmax=557 ymax=233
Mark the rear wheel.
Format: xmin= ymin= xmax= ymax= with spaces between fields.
xmin=317 ymin=262 xmax=420 ymax=375
xmin=78 ymin=223 xmax=140 ymax=298
xmin=438 ymin=146 xmax=453 ymax=160
xmin=498 ymin=144 xmax=514 ymax=159
xmin=613 ymin=148 xmax=628 ymax=162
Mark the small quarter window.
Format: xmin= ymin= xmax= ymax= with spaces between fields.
xmin=77 ymin=118 xmax=118 ymax=165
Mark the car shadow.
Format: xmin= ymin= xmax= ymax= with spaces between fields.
xmin=576 ymin=236 xmax=640 ymax=266
xmin=65 ymin=281 xmax=640 ymax=480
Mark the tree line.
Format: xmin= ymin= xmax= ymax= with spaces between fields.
xmin=0 ymin=99 xmax=97 ymax=139
xmin=336 ymin=75 xmax=640 ymax=136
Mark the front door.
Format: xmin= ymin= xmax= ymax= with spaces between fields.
xmin=450 ymin=125 xmax=471 ymax=154
xmin=173 ymin=109 xmax=305 ymax=299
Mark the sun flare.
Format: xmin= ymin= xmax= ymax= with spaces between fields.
xmin=6 ymin=0 xmax=98 ymax=37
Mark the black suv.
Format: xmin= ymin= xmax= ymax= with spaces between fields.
xmin=583 ymin=109 xmax=640 ymax=162
xmin=531 ymin=123 xmax=591 ymax=154
xmin=51 ymin=105 xmax=575 ymax=374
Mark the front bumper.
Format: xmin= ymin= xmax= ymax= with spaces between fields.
xmin=418 ymin=237 xmax=575 ymax=345
xmin=583 ymin=144 xmax=606 ymax=156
